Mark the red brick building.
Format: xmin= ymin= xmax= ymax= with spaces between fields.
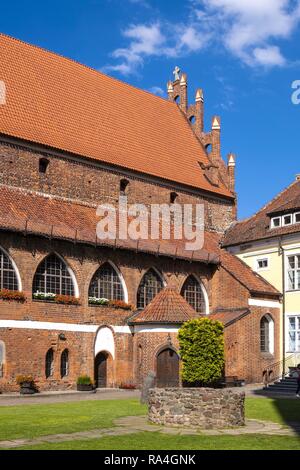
xmin=0 ymin=34 xmax=281 ymax=391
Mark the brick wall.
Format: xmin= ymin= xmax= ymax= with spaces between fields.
xmin=0 ymin=140 xmax=234 ymax=233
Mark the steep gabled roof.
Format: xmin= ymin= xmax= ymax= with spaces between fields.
xmin=223 ymin=179 xmax=300 ymax=247
xmin=220 ymin=250 xmax=280 ymax=297
xmin=0 ymin=33 xmax=232 ymax=198
xmin=129 ymin=286 xmax=198 ymax=324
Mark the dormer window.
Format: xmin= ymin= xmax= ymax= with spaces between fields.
xmin=283 ymin=214 xmax=292 ymax=226
xmin=271 ymin=217 xmax=281 ymax=228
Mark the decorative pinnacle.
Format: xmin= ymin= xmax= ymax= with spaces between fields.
xmin=167 ymin=81 xmax=174 ymax=93
xmin=180 ymin=73 xmax=187 ymax=86
xmin=195 ymin=88 xmax=204 ymax=103
xmin=212 ymin=116 xmax=221 ymax=130
xmin=227 ymin=153 xmax=236 ymax=167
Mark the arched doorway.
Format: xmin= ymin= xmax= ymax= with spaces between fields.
xmin=156 ymin=348 xmax=179 ymax=388
xmin=94 ymin=352 xmax=108 ymax=388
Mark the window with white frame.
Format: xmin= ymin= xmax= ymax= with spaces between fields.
xmin=271 ymin=217 xmax=281 ymax=228
xmin=0 ymin=341 xmax=5 ymax=378
xmin=257 ymin=258 xmax=269 ymax=270
xmin=295 ymin=213 xmax=300 ymax=224
xmin=287 ymin=255 xmax=300 ymax=291
xmin=283 ymin=214 xmax=292 ymax=226
xmin=288 ymin=316 xmax=300 ymax=352
xmin=260 ymin=314 xmax=274 ymax=354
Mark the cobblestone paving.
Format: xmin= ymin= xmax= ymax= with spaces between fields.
xmin=0 ymin=416 xmax=299 ymax=449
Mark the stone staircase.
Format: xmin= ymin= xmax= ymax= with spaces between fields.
xmin=264 ymin=376 xmax=299 ymax=395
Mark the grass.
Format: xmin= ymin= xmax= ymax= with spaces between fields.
xmin=245 ymin=397 xmax=300 ymax=425
xmin=0 ymin=397 xmax=300 ymax=450
xmin=13 ymin=433 xmax=300 ymax=451
xmin=0 ymin=399 xmax=146 ymax=441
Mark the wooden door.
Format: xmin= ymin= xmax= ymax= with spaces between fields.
xmin=95 ymin=352 xmax=107 ymax=388
xmin=156 ymin=348 xmax=179 ymax=388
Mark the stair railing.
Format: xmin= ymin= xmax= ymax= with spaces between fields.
xmin=262 ymin=353 xmax=300 ymax=387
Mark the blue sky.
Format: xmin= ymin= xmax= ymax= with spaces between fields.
xmin=1 ymin=0 xmax=300 ymax=219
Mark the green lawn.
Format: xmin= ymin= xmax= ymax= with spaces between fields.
xmin=12 ymin=433 xmax=300 ymax=451
xmin=0 ymin=397 xmax=300 ymax=450
xmin=0 ymin=399 xmax=146 ymax=441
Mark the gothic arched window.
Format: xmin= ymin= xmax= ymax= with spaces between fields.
xmin=33 ymin=254 xmax=75 ymax=296
xmin=45 ymin=348 xmax=54 ymax=378
xmin=137 ymin=269 xmax=164 ymax=309
xmin=181 ymin=275 xmax=206 ymax=314
xmin=60 ymin=349 xmax=69 ymax=378
xmin=260 ymin=315 xmax=274 ymax=354
xmin=89 ymin=262 xmax=124 ymax=301
xmin=0 ymin=248 xmax=19 ymax=291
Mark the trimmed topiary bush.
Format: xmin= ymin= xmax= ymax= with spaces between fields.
xmin=178 ymin=317 xmax=225 ymax=387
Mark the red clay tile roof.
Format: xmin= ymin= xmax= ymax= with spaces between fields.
xmin=209 ymin=309 xmax=250 ymax=326
xmin=0 ymin=33 xmax=233 ymax=198
xmin=0 ymin=184 xmax=220 ymax=264
xmin=130 ymin=286 xmax=198 ymax=324
xmin=220 ymin=250 xmax=280 ymax=297
xmin=223 ymin=180 xmax=300 ymax=246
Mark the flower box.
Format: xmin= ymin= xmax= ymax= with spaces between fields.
xmin=88 ymin=297 xmax=134 ymax=310
xmin=0 ymin=289 xmax=26 ymax=302
xmin=33 ymin=292 xmax=80 ymax=305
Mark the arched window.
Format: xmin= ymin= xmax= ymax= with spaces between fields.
xmin=0 ymin=248 xmax=19 ymax=291
xmin=181 ymin=275 xmax=206 ymax=314
xmin=0 ymin=341 xmax=5 ymax=378
xmin=60 ymin=349 xmax=69 ymax=378
xmin=137 ymin=269 xmax=164 ymax=309
xmin=120 ymin=178 xmax=129 ymax=195
xmin=89 ymin=262 xmax=124 ymax=301
xmin=33 ymin=254 xmax=75 ymax=296
xmin=45 ymin=348 xmax=54 ymax=378
xmin=260 ymin=315 xmax=274 ymax=354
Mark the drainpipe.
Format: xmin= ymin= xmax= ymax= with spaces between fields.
xmin=279 ymin=237 xmax=286 ymax=377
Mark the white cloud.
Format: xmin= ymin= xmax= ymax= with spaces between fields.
xmin=103 ymin=0 xmax=300 ymax=75
xmin=195 ymin=0 xmax=300 ymax=66
xmin=148 ymin=86 xmax=165 ymax=96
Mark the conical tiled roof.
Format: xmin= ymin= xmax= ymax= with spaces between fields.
xmin=130 ymin=287 xmax=198 ymax=324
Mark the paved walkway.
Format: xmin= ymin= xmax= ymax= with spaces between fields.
xmin=0 ymin=416 xmax=299 ymax=449
xmin=0 ymin=389 xmax=140 ymax=406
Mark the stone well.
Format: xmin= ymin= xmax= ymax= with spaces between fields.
xmin=148 ymin=388 xmax=245 ymax=429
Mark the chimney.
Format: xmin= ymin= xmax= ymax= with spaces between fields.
xmin=227 ymin=153 xmax=236 ymax=192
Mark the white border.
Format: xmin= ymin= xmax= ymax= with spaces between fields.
xmin=249 ymin=299 xmax=281 ymax=308
xmin=0 ymin=320 xmax=132 ymax=334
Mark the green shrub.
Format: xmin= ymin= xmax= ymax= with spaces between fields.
xmin=178 ymin=318 xmax=225 ymax=386
xmin=77 ymin=375 xmax=93 ymax=385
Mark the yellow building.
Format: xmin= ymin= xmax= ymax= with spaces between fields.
xmin=223 ymin=176 xmax=300 ymax=373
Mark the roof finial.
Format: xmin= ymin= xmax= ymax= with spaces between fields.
xmin=173 ymin=66 xmax=181 ymax=81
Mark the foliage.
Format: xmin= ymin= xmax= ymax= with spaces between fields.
xmin=0 ymin=289 xmax=26 ymax=302
xmin=77 ymin=375 xmax=93 ymax=385
xmin=16 ymin=375 xmax=34 ymax=385
xmin=33 ymin=292 xmax=80 ymax=305
xmin=88 ymin=297 xmax=134 ymax=310
xmin=119 ymin=382 xmax=137 ymax=390
xmin=108 ymin=300 xmax=134 ymax=310
xmin=178 ymin=318 xmax=225 ymax=386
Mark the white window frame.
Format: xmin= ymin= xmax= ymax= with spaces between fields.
xmin=294 ymin=212 xmax=300 ymax=224
xmin=286 ymin=253 xmax=300 ymax=292
xmin=286 ymin=314 xmax=300 ymax=353
xmin=283 ymin=214 xmax=293 ymax=226
xmin=271 ymin=217 xmax=281 ymax=229
xmin=256 ymin=257 xmax=269 ymax=271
